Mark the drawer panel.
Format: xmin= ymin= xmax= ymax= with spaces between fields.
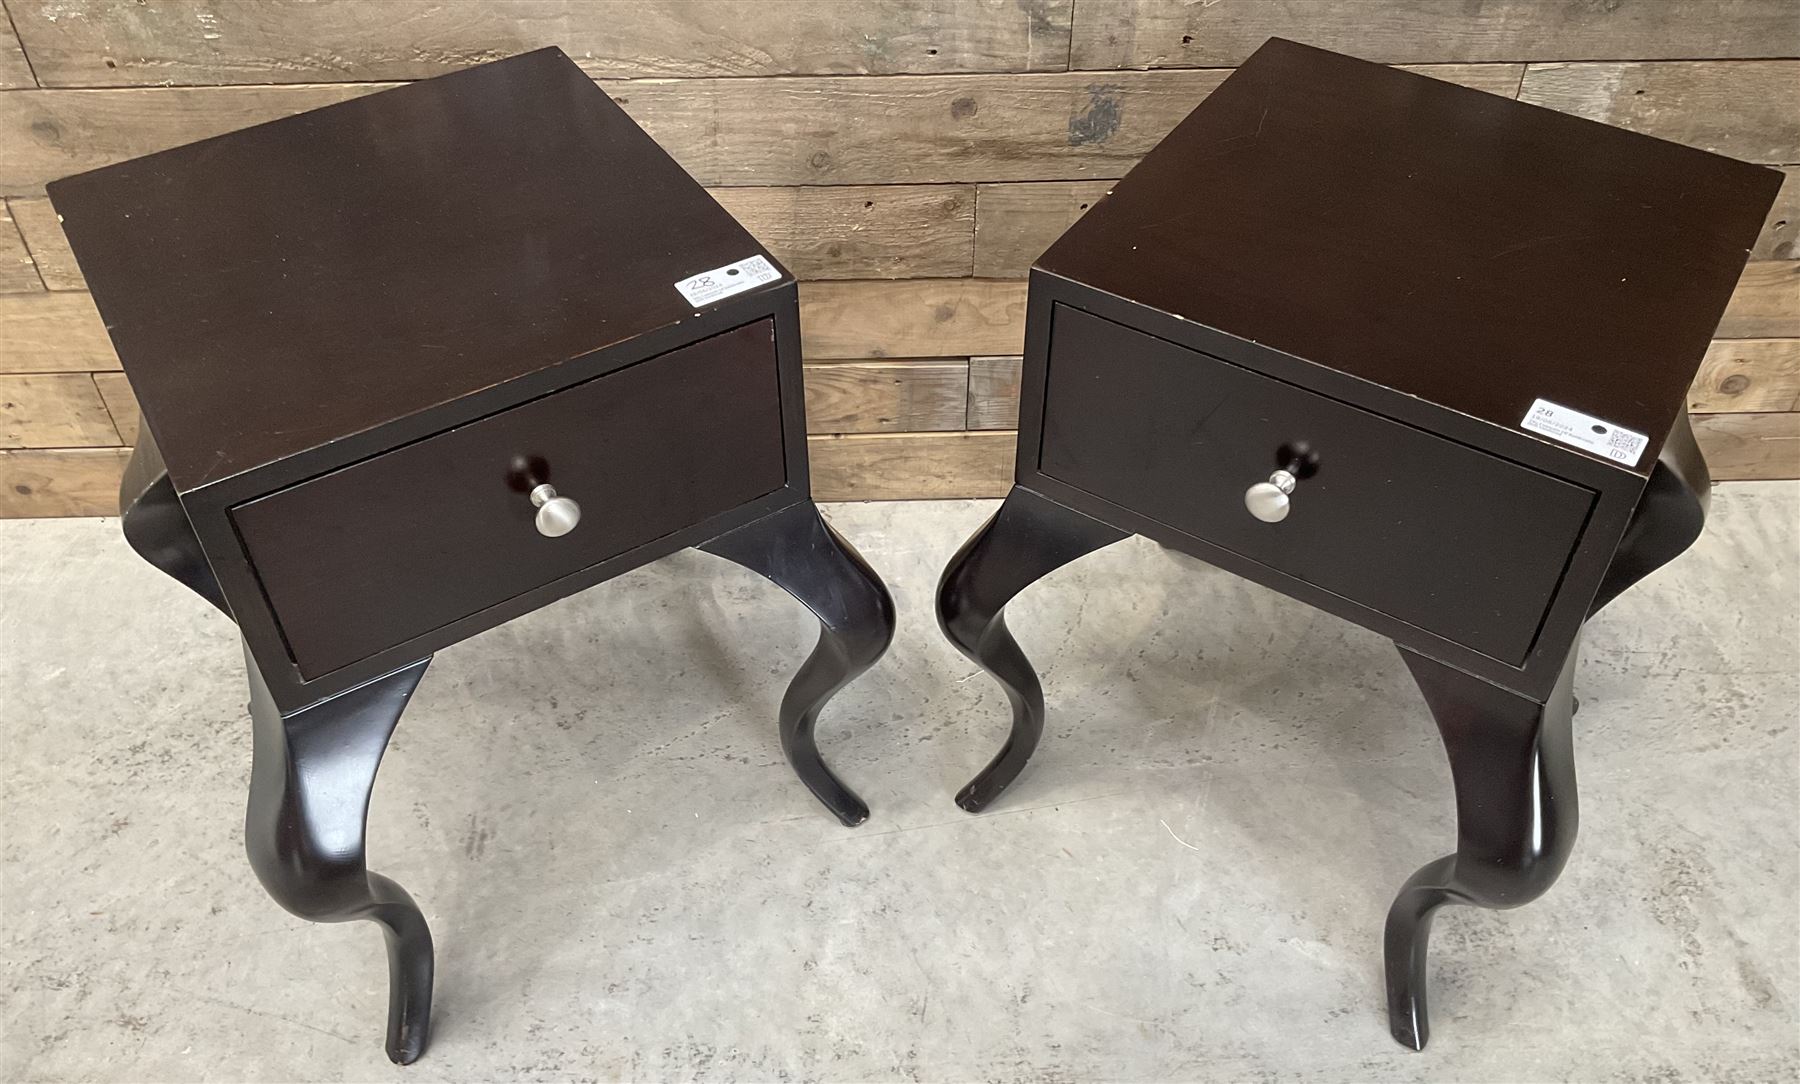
xmin=233 ymin=318 xmax=786 ymax=679
xmin=1039 ymin=305 xmax=1594 ymax=665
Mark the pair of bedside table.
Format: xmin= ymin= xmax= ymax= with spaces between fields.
xmin=56 ymin=41 xmax=1776 ymax=1063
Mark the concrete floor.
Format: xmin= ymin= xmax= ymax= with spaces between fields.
xmin=1 ymin=489 xmax=1795 ymax=1083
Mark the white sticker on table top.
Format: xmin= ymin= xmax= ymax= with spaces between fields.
xmin=673 ymin=255 xmax=781 ymax=307
xmin=1520 ymin=398 xmax=1648 ymax=467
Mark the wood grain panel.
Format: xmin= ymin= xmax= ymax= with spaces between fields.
xmin=800 ymin=279 xmax=1027 ymax=360
xmin=0 ymin=292 xmax=117 ymax=372
xmin=974 ymin=181 xmax=1114 ymax=278
xmin=1755 ymin=168 xmax=1797 ymax=262
xmin=0 ymin=203 xmax=42 ymax=294
xmin=1718 ymin=262 xmax=1800 ymax=339
xmin=808 ymin=430 xmax=1014 ymax=500
xmin=91 ymin=371 xmax=136 ymax=445
xmin=6 ymin=1 xmax=1073 ymax=86
xmin=1069 ymin=0 xmax=1800 ymax=69
xmin=1689 ymin=340 xmax=1800 ymax=413
xmin=6 ymin=197 xmax=80 ymax=289
xmin=802 ymin=360 xmax=969 ymax=434
xmin=604 ymin=64 xmax=1521 ymax=188
xmin=968 ymin=355 xmax=1024 ymax=429
xmin=0 ymin=447 xmax=130 ymax=516
xmin=714 ymin=185 xmax=974 ymax=280
xmin=0 ymin=83 xmax=392 ymax=194
xmin=0 ymin=66 xmax=1523 ymax=194
xmin=1518 ymin=61 xmax=1800 ymax=164
xmin=0 ymin=373 xmax=118 ymax=448
xmin=0 ymin=14 xmax=32 ymax=89
xmin=1692 ymin=411 xmax=1800 ymax=480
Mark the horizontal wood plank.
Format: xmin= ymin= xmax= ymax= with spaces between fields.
xmin=968 ymin=355 xmax=1024 ymax=429
xmin=0 ymin=202 xmax=43 ymax=294
xmin=1719 ymin=262 xmax=1800 ymax=339
xmin=808 ymin=430 xmax=1014 ymax=500
xmin=1691 ymin=411 xmax=1800 ymax=480
xmin=0 ymin=373 xmax=119 ymax=448
xmin=802 ymin=360 xmax=969 ymax=434
xmin=0 ymin=292 xmax=118 ymax=372
xmin=7 ymin=1 xmax=1073 ymax=86
xmin=6 ymin=197 xmax=80 ymax=289
xmin=1689 ymin=340 xmax=1800 ymax=413
xmin=0 ymin=65 xmax=1523 ymax=193
xmin=973 ymin=181 xmax=1114 ymax=278
xmin=1518 ymin=60 xmax=1800 ymax=164
xmin=0 ymin=447 xmax=130 ymax=516
xmin=715 ymin=185 xmax=973 ymax=280
xmin=1755 ymin=168 xmax=1796 ymax=262
xmin=799 ymin=279 xmax=1026 ymax=360
xmin=91 ymin=371 xmax=137 ymax=445
xmin=0 ymin=83 xmax=393 ymax=194
xmin=1069 ymin=0 xmax=1800 ymax=68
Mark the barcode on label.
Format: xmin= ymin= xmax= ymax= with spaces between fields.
xmin=1519 ymin=398 xmax=1648 ymax=467
xmin=673 ymin=255 xmax=781 ymax=306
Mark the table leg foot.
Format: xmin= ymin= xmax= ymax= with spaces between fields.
xmin=700 ymin=500 xmax=896 ymax=827
xmin=1385 ymin=639 xmax=1580 ymax=1050
xmin=244 ymin=646 xmax=436 ymax=1064
xmin=937 ymin=486 xmax=1129 ymax=813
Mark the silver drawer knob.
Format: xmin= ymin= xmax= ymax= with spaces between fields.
xmin=529 ymin=483 xmax=581 ymax=538
xmin=1244 ymin=469 xmax=1298 ymax=523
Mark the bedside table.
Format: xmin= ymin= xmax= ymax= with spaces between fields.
xmin=50 ymin=49 xmax=894 ymax=1064
xmin=936 ymin=39 xmax=1780 ymax=1049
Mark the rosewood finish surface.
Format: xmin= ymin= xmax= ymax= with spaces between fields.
xmin=61 ymin=49 xmax=895 ymax=1063
xmin=942 ymin=37 xmax=1778 ymax=1051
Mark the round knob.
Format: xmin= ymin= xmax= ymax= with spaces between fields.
xmin=1244 ymin=469 xmax=1298 ymax=523
xmin=529 ymin=483 xmax=581 ymax=538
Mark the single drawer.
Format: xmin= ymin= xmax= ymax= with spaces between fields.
xmin=233 ymin=318 xmax=786 ymax=679
xmin=1039 ymin=305 xmax=1594 ymax=665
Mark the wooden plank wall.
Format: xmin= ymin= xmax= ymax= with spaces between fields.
xmin=0 ymin=1 xmax=1795 ymax=516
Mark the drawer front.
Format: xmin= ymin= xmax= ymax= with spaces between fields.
xmin=1039 ymin=305 xmax=1594 ymax=665
xmin=233 ymin=318 xmax=786 ymax=679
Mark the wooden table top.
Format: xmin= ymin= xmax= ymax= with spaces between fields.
xmin=49 ymin=47 xmax=783 ymax=493
xmin=1039 ymin=38 xmax=1780 ymax=474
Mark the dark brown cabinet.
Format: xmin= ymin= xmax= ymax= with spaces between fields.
xmin=937 ymin=37 xmax=1780 ymax=1050
xmin=52 ymin=49 xmax=894 ymax=1063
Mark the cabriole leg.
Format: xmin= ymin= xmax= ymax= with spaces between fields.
xmin=1384 ymin=642 xmax=1579 ymax=1050
xmin=699 ymin=500 xmax=896 ymax=827
xmin=937 ymin=486 xmax=1129 ymax=813
xmin=122 ymin=433 xmax=435 ymax=1063
xmin=245 ymin=648 xmax=436 ymax=1064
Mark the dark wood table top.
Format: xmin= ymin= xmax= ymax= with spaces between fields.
xmin=49 ymin=47 xmax=785 ymax=493
xmin=1039 ymin=37 xmax=1780 ymax=474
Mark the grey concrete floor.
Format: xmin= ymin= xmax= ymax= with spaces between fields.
xmin=1 ymin=489 xmax=1796 ymax=1083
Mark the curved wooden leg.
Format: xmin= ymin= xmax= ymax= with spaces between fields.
xmin=245 ymin=645 xmax=435 ymax=1064
xmin=1590 ymin=410 xmax=1710 ymax=618
xmin=1384 ymin=640 xmax=1579 ymax=1050
xmin=699 ymin=500 xmax=896 ymax=827
xmin=118 ymin=433 xmax=228 ymax=616
xmin=122 ymin=433 xmax=435 ymax=1062
xmin=937 ymin=486 xmax=1130 ymax=813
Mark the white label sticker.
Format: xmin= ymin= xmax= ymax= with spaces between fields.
xmin=1520 ymin=398 xmax=1648 ymax=466
xmin=673 ymin=255 xmax=781 ymax=306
